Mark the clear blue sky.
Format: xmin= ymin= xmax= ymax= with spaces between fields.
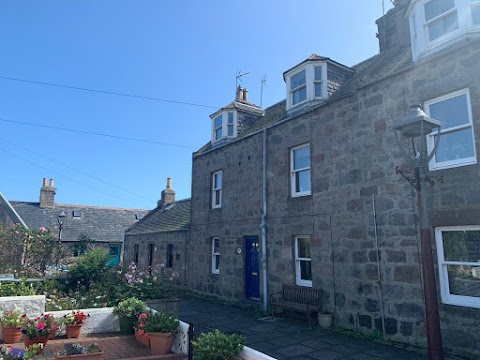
xmin=0 ymin=1 xmax=394 ymax=210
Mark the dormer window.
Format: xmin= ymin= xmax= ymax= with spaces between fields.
xmin=408 ymin=0 xmax=480 ymax=61
xmin=211 ymin=111 xmax=237 ymax=143
xmin=291 ymin=70 xmax=307 ymax=105
xmin=285 ymin=63 xmax=327 ymax=111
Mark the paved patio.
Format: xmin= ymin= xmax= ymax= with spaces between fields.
xmin=178 ymin=296 xmax=430 ymax=360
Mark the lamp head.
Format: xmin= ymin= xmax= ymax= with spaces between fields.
xmin=393 ymin=104 xmax=441 ymax=138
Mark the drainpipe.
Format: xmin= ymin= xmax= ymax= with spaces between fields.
xmin=261 ymin=128 xmax=268 ymax=313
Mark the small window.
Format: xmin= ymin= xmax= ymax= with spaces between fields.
xmin=134 ymin=244 xmax=139 ymax=264
xmin=290 ymin=69 xmax=307 ymax=105
xmin=135 ymin=213 xmax=144 ymax=220
xmin=291 ymin=144 xmax=311 ymax=197
xmin=435 ymin=226 xmax=480 ymax=308
xmin=167 ymin=244 xmax=174 ymax=268
xmin=227 ymin=112 xmax=235 ymax=137
xmin=295 ymin=236 xmax=312 ymax=287
xmin=314 ymin=66 xmax=323 ymax=97
xmin=424 ymin=0 xmax=458 ymax=42
xmin=212 ymin=237 xmax=220 ymax=274
xmin=72 ymin=210 xmax=81 ymax=218
xmin=214 ymin=115 xmax=223 ymax=142
xmin=426 ymin=89 xmax=476 ymax=170
xmin=212 ymin=170 xmax=223 ymax=209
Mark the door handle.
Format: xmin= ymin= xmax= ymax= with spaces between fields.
xmin=252 ymin=272 xmax=258 ymax=276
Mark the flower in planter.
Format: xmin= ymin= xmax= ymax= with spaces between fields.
xmin=0 ymin=310 xmax=21 ymax=327
xmin=21 ymin=314 xmax=55 ymax=338
xmin=141 ymin=310 xmax=179 ymax=334
xmin=57 ymin=342 xmax=102 ymax=356
xmin=0 ymin=344 xmax=41 ymax=359
xmin=63 ymin=311 xmax=89 ymax=325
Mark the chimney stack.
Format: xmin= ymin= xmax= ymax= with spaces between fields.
xmin=158 ymin=178 xmax=175 ymax=207
xmin=39 ymin=177 xmax=56 ymax=209
xmin=242 ymin=88 xmax=248 ymax=102
xmin=235 ymin=85 xmax=243 ymax=102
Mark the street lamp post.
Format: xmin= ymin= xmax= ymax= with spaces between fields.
xmin=56 ymin=211 xmax=66 ymax=264
xmin=393 ymin=105 xmax=444 ymax=360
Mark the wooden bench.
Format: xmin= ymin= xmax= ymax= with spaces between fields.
xmin=269 ymin=284 xmax=321 ymax=327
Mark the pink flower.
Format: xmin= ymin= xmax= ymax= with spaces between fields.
xmin=39 ymin=227 xmax=47 ymax=233
xmin=37 ymin=322 xmax=46 ymax=330
xmin=137 ymin=329 xmax=145 ymax=336
xmin=138 ymin=313 xmax=148 ymax=320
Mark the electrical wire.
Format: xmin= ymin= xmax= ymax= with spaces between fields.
xmin=0 ymin=75 xmax=221 ymax=110
xmin=0 ymin=146 xmax=136 ymax=204
xmin=0 ymin=136 xmax=151 ymax=202
xmin=0 ymin=117 xmax=199 ymax=149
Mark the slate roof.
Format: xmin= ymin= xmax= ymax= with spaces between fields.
xmin=194 ymin=45 xmax=413 ymax=157
xmin=125 ymin=199 xmax=190 ymax=236
xmin=9 ymin=201 xmax=149 ymax=243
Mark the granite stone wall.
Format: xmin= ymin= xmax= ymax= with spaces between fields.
xmin=188 ymin=37 xmax=480 ymax=358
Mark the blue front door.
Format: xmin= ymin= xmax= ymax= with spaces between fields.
xmin=107 ymin=244 xmax=121 ymax=267
xmin=245 ymin=236 xmax=260 ymax=299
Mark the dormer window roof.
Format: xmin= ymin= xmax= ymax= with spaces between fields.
xmin=210 ymin=86 xmax=264 ymax=145
xmin=283 ymin=54 xmax=353 ymax=113
xmin=407 ymin=0 xmax=480 ymax=61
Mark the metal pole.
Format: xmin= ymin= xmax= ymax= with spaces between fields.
xmin=416 ymin=164 xmax=444 ymax=360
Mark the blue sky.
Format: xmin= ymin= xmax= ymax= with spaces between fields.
xmin=0 ymin=1 xmax=394 ymax=210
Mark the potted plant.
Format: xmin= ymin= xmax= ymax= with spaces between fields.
xmin=0 ymin=344 xmax=42 ymax=360
xmin=21 ymin=314 xmax=55 ymax=353
xmin=113 ymin=297 xmax=146 ymax=335
xmin=317 ymin=311 xmax=333 ymax=329
xmin=63 ymin=311 xmax=88 ymax=339
xmin=134 ymin=313 xmax=150 ymax=347
xmin=0 ymin=309 xmax=23 ymax=343
xmin=55 ymin=342 xmax=102 ymax=360
xmin=192 ymin=330 xmax=244 ymax=360
xmin=142 ymin=310 xmax=179 ymax=355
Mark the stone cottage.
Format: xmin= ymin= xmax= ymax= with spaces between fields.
xmin=186 ymin=0 xmax=480 ymax=357
xmin=124 ymin=179 xmax=190 ymax=286
xmin=0 ymin=178 xmax=149 ymax=266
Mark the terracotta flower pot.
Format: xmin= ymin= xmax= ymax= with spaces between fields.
xmin=1 ymin=325 xmax=23 ymax=343
xmin=55 ymin=351 xmax=103 ymax=360
xmin=135 ymin=330 xmax=150 ymax=348
xmin=148 ymin=332 xmax=175 ymax=355
xmin=66 ymin=324 xmax=83 ymax=339
xmin=24 ymin=336 xmax=49 ymax=354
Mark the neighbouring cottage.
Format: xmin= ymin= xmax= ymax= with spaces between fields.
xmin=0 ymin=178 xmax=149 ymax=266
xmin=124 ymin=178 xmax=190 ymax=286
xmin=186 ymin=0 xmax=480 ymax=358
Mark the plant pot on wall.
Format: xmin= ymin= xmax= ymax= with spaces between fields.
xmin=66 ymin=324 xmax=82 ymax=339
xmin=118 ymin=316 xmax=136 ymax=335
xmin=148 ymin=332 xmax=175 ymax=355
xmin=318 ymin=313 xmax=333 ymax=329
xmin=1 ymin=325 xmax=23 ymax=343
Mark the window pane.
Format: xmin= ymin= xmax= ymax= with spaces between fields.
xmin=447 ymin=265 xmax=480 ymax=297
xmin=425 ymin=0 xmax=455 ymax=21
xmin=297 ymin=238 xmax=311 ymax=258
xmin=315 ymin=83 xmax=322 ymax=97
xmin=215 ymin=190 xmax=221 ymax=205
xmin=294 ymin=146 xmax=311 ymax=170
xmin=292 ymin=87 xmax=306 ymax=104
xmin=442 ymin=230 xmax=480 ymax=262
xmin=214 ymin=115 xmax=222 ymax=128
xmin=429 ymin=93 xmax=469 ymax=129
xmin=213 ymin=238 xmax=219 ymax=253
xmin=291 ymin=70 xmax=306 ymax=89
xmin=215 ymin=128 xmax=222 ymax=140
xmin=228 ymin=112 xmax=234 ymax=124
xmin=314 ymin=66 xmax=322 ymax=80
xmin=227 ymin=124 xmax=234 ymax=136
xmin=296 ymin=170 xmax=311 ymax=193
xmin=434 ymin=128 xmax=475 ymax=162
xmin=473 ymin=5 xmax=480 ymax=24
xmin=428 ymin=11 xmax=458 ymax=41
xmin=300 ymin=260 xmax=312 ymax=281
xmin=214 ymin=255 xmax=220 ymax=270
xmin=214 ymin=172 xmax=222 ymax=188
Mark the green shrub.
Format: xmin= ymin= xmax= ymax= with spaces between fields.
xmin=0 ymin=281 xmax=35 ymax=297
xmin=192 ymin=330 xmax=244 ymax=360
xmin=113 ymin=297 xmax=146 ymax=318
xmin=66 ymin=247 xmax=109 ymax=291
xmin=142 ymin=310 xmax=179 ymax=334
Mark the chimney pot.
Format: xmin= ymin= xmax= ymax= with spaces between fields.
xmin=236 ymin=86 xmax=243 ymax=102
xmin=49 ymin=179 xmax=54 ymax=187
xmin=242 ymin=88 xmax=248 ymax=102
xmin=43 ymin=178 xmax=47 ymax=187
xmin=158 ymin=177 xmax=176 ymax=207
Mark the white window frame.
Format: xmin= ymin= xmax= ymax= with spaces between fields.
xmin=435 ymin=226 xmax=480 ymax=308
xmin=211 ymin=111 xmax=237 ymax=143
xmin=290 ymin=143 xmax=311 ymax=197
xmin=211 ymin=237 xmax=220 ymax=274
xmin=295 ymin=236 xmax=312 ymax=287
xmin=285 ymin=63 xmax=327 ymax=111
xmin=211 ymin=170 xmax=223 ymax=209
xmin=290 ymin=69 xmax=307 ymax=106
xmin=426 ymin=88 xmax=477 ymax=171
xmin=408 ymin=0 xmax=480 ymax=61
